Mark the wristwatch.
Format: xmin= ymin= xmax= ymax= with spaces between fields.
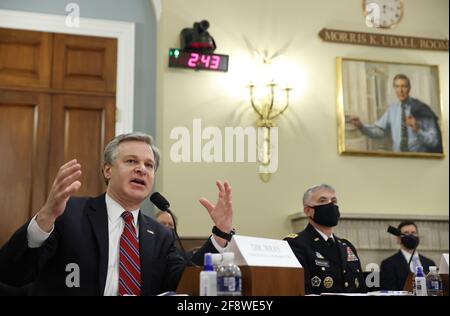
xmin=212 ymin=226 xmax=236 ymax=242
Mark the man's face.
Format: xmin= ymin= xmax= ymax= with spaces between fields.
xmin=156 ymin=212 xmax=175 ymax=230
xmin=394 ymin=78 xmax=411 ymax=103
xmin=398 ymin=224 xmax=418 ymax=245
xmin=103 ymin=141 xmax=155 ymax=207
xmin=304 ymin=189 xmax=338 ymax=218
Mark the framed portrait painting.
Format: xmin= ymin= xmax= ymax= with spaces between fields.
xmin=337 ymin=57 xmax=445 ymax=158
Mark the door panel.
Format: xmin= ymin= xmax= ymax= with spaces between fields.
xmin=49 ymin=94 xmax=115 ymax=197
xmin=0 ymin=91 xmax=50 ymax=246
xmin=0 ymin=28 xmax=52 ymax=88
xmin=52 ymin=34 xmax=117 ymax=93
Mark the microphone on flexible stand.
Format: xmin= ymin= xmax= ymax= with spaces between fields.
xmin=150 ymin=192 xmax=198 ymax=267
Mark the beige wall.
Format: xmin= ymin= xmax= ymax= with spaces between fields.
xmin=155 ymin=0 xmax=449 ymax=239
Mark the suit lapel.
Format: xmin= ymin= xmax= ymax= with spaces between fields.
xmin=138 ymin=212 xmax=156 ymax=295
xmin=86 ymin=194 xmax=109 ymax=295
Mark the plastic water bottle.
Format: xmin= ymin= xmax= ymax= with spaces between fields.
xmin=199 ymin=253 xmax=217 ymax=296
xmin=414 ymin=266 xmax=427 ymax=296
xmin=426 ymin=266 xmax=443 ymax=296
xmin=217 ymin=252 xmax=242 ymax=296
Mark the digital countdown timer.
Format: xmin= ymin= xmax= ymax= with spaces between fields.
xmin=168 ymin=48 xmax=229 ymax=72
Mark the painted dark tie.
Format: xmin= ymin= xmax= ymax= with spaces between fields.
xmin=400 ymin=103 xmax=408 ymax=152
xmin=119 ymin=211 xmax=141 ymax=296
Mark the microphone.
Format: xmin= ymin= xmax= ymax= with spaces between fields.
xmin=150 ymin=192 xmax=197 ymax=267
xmin=150 ymin=192 xmax=171 ymax=211
xmin=387 ymin=225 xmax=401 ymax=237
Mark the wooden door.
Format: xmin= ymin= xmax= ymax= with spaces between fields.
xmin=0 ymin=28 xmax=117 ymax=246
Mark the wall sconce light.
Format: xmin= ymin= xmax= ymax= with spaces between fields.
xmin=248 ymin=80 xmax=291 ymax=182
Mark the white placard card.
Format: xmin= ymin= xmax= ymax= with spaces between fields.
xmin=229 ymin=235 xmax=302 ymax=268
xmin=439 ymin=253 xmax=449 ymax=274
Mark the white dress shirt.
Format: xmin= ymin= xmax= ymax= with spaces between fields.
xmin=313 ymin=226 xmax=335 ymax=242
xmin=26 ymin=193 xmax=227 ymax=296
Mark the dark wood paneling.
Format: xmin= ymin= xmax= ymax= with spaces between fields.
xmin=0 ymin=28 xmax=52 ymax=88
xmin=0 ymin=90 xmax=50 ymax=246
xmin=52 ymin=34 xmax=117 ymax=93
xmin=49 ymin=94 xmax=115 ymax=197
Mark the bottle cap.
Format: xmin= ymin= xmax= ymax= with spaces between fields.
xmin=222 ymin=252 xmax=235 ymax=265
xmin=211 ymin=253 xmax=222 ymax=266
xmin=415 ymin=265 xmax=424 ymax=276
xmin=204 ymin=253 xmax=213 ymax=271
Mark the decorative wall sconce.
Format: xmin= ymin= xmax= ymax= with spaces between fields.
xmin=248 ymin=80 xmax=291 ymax=182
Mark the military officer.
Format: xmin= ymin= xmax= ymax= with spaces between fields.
xmin=284 ymin=184 xmax=365 ymax=294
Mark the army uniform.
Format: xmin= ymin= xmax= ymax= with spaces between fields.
xmin=284 ymin=224 xmax=365 ymax=294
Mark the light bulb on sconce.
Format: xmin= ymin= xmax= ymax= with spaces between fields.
xmin=248 ymin=79 xmax=292 ymax=182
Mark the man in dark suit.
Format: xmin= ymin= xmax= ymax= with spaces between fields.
xmin=284 ymin=184 xmax=364 ymax=294
xmin=380 ymin=221 xmax=436 ymax=291
xmin=0 ymin=132 xmax=234 ymax=295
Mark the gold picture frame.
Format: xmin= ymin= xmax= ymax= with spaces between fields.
xmin=337 ymin=57 xmax=445 ymax=158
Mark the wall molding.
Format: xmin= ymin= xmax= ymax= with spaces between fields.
xmin=289 ymin=212 xmax=449 ymax=222
xmin=0 ymin=9 xmax=135 ymax=134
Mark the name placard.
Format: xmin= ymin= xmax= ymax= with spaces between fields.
xmin=229 ymin=235 xmax=302 ymax=268
xmin=439 ymin=253 xmax=449 ymax=274
xmin=319 ymin=28 xmax=449 ymax=52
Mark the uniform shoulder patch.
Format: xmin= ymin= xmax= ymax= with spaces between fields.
xmin=284 ymin=233 xmax=298 ymax=239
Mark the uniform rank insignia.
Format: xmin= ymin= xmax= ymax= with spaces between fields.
xmin=346 ymin=247 xmax=358 ymax=262
xmin=311 ymin=276 xmax=321 ymax=287
xmin=284 ymin=233 xmax=298 ymax=239
xmin=323 ymin=276 xmax=334 ymax=289
xmin=315 ymin=251 xmax=325 ymax=259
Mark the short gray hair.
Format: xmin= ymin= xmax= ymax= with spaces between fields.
xmin=302 ymin=184 xmax=336 ymax=206
xmin=103 ymin=132 xmax=160 ymax=171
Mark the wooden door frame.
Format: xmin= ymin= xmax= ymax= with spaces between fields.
xmin=0 ymin=9 xmax=135 ymax=135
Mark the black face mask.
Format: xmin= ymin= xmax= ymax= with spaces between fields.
xmin=309 ymin=202 xmax=340 ymax=227
xmin=401 ymin=234 xmax=419 ymax=250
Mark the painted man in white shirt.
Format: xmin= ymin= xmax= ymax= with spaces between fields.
xmin=347 ymin=74 xmax=442 ymax=153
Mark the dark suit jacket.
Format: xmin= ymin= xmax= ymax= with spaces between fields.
xmin=0 ymin=194 xmax=215 ymax=295
xmin=380 ymin=250 xmax=436 ymax=291
xmin=285 ymin=224 xmax=365 ymax=294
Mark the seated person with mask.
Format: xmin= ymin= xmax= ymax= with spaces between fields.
xmin=380 ymin=221 xmax=435 ymax=291
xmin=284 ymin=184 xmax=364 ymax=294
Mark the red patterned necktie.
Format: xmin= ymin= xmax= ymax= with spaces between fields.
xmin=119 ymin=211 xmax=141 ymax=296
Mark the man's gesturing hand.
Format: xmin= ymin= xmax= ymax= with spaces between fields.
xmin=199 ymin=180 xmax=233 ymax=248
xmin=36 ymin=159 xmax=82 ymax=232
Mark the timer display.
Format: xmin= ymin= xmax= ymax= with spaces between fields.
xmin=168 ymin=48 xmax=229 ymax=72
